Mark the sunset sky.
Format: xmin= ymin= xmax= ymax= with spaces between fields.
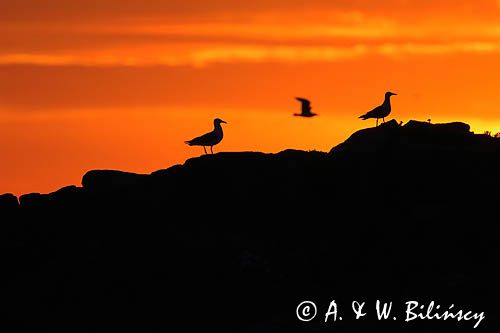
xmin=2 ymin=0 xmax=500 ymax=195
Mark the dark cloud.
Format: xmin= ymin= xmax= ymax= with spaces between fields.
xmin=1 ymin=0 xmax=498 ymax=23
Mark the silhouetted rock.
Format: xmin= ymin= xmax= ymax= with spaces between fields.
xmin=1 ymin=120 xmax=498 ymax=331
xmin=82 ymin=170 xmax=149 ymax=191
xmin=330 ymin=119 xmax=499 ymax=157
xmin=405 ymin=119 xmax=470 ymax=134
xmin=51 ymin=185 xmax=80 ymax=196
xmin=330 ymin=119 xmax=401 ymax=155
xmin=18 ymin=192 xmax=44 ymax=208
xmin=0 ymin=193 xmax=18 ymax=210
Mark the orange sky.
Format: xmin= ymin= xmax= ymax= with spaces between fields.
xmin=1 ymin=0 xmax=500 ymax=195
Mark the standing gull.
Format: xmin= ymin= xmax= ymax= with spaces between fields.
xmin=185 ymin=118 xmax=227 ymax=154
xmin=294 ymin=97 xmax=317 ymax=117
xmin=359 ymin=91 xmax=397 ymax=126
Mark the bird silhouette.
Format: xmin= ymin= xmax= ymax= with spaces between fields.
xmin=185 ymin=118 xmax=227 ymax=154
xmin=294 ymin=97 xmax=317 ymax=117
xmin=359 ymin=91 xmax=397 ymax=126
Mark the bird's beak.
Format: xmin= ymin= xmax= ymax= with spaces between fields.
xmin=222 ymin=120 xmax=227 ymax=124
xmin=392 ymin=93 xmax=398 ymax=96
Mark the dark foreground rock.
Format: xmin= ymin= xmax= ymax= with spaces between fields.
xmin=0 ymin=193 xmax=18 ymax=211
xmin=0 ymin=120 xmax=499 ymax=331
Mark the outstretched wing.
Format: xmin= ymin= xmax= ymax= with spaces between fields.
xmin=295 ymin=97 xmax=312 ymax=115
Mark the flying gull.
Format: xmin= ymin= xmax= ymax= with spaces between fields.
xmin=294 ymin=97 xmax=317 ymax=117
xmin=359 ymin=91 xmax=397 ymax=126
xmin=185 ymin=118 xmax=227 ymax=154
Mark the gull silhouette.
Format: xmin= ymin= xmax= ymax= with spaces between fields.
xmin=294 ymin=97 xmax=317 ymax=117
xmin=359 ymin=91 xmax=397 ymax=126
xmin=185 ymin=118 xmax=227 ymax=154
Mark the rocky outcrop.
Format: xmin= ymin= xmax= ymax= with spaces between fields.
xmin=82 ymin=170 xmax=149 ymax=192
xmin=329 ymin=119 xmax=496 ymax=156
xmin=0 ymin=120 xmax=498 ymax=331
xmin=0 ymin=193 xmax=18 ymax=211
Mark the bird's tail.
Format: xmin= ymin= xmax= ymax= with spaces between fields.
xmin=184 ymin=140 xmax=193 ymax=145
xmin=359 ymin=115 xmax=368 ymax=120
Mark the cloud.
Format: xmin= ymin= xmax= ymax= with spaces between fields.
xmin=1 ymin=1 xmax=500 ymax=67
xmin=1 ymin=0 xmax=498 ymax=23
xmin=1 ymin=41 xmax=499 ymax=67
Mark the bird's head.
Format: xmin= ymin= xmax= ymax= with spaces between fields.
xmin=385 ymin=91 xmax=397 ymax=97
xmin=214 ymin=118 xmax=227 ymax=125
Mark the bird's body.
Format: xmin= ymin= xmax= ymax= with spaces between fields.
xmin=294 ymin=97 xmax=317 ymax=117
xmin=359 ymin=92 xmax=397 ymax=126
xmin=185 ymin=118 xmax=227 ymax=154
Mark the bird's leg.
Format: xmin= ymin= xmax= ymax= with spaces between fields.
xmin=210 ymin=146 xmax=213 ymax=154
xmin=203 ymin=146 xmax=207 ymax=154
xmin=383 ymin=117 xmax=385 ymax=123
xmin=376 ymin=119 xmax=379 ymax=127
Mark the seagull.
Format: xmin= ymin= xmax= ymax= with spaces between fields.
xmin=185 ymin=118 xmax=227 ymax=154
xmin=359 ymin=91 xmax=397 ymax=126
xmin=294 ymin=97 xmax=317 ymax=117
